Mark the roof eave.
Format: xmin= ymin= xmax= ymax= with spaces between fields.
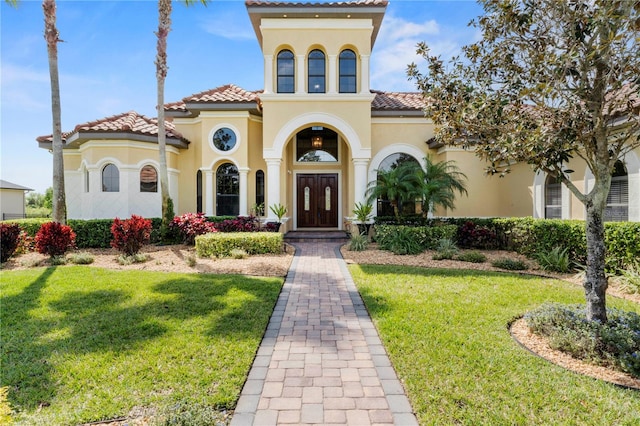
xmin=38 ymin=131 xmax=190 ymax=150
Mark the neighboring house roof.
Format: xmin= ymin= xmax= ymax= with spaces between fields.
xmin=36 ymin=111 xmax=190 ymax=150
xmin=371 ymin=90 xmax=426 ymax=116
xmin=0 ymin=180 xmax=33 ymax=191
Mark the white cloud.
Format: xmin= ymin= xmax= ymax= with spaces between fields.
xmin=199 ymin=10 xmax=254 ymax=41
xmin=371 ymin=14 xmax=474 ymax=92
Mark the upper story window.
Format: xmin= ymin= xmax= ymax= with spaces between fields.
xmin=277 ymin=50 xmax=295 ymax=93
xmin=308 ymin=49 xmax=325 ymax=93
xmin=212 ymin=127 xmax=237 ymax=152
xmin=339 ymin=49 xmax=357 ymax=93
xmin=140 ymin=165 xmax=158 ymax=192
xmin=605 ymin=160 xmax=628 ymax=221
xmin=102 ymin=163 xmax=119 ymax=192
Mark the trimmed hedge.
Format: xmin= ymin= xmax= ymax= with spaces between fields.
xmin=195 ymin=232 xmax=283 ymax=258
xmin=375 ymin=224 xmax=457 ymax=251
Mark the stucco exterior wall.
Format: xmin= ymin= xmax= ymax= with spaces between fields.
xmin=0 ymin=189 xmax=26 ymax=219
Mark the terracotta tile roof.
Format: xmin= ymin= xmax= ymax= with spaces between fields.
xmin=371 ymin=90 xmax=426 ymax=111
xmin=36 ymin=111 xmax=189 ymax=147
xmin=182 ymin=84 xmax=261 ymax=104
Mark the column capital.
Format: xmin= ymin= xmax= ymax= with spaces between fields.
xmin=265 ymin=158 xmax=282 ymax=166
xmin=238 ymin=167 xmax=251 ymax=174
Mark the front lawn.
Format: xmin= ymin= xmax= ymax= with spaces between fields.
xmin=350 ymin=265 xmax=640 ymax=425
xmin=1 ymin=266 xmax=282 ymax=425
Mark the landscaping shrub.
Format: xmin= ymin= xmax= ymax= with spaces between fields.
xmin=536 ymin=246 xmax=571 ymax=273
xmin=15 ymin=230 xmax=35 ymax=255
xmin=68 ymin=219 xmax=113 ymax=248
xmin=216 ymin=215 xmax=261 ymax=232
xmin=616 ymin=263 xmax=640 ymax=294
xmin=230 ymin=248 xmax=248 ymax=259
xmin=375 ymin=224 xmax=456 ymax=252
xmin=171 ymin=212 xmax=217 ymax=245
xmin=605 ymin=222 xmax=640 ymax=272
xmin=4 ymin=218 xmax=48 ymax=237
xmin=66 ymin=251 xmax=95 ymax=265
xmin=524 ymin=303 xmax=640 ymax=378
xmin=196 ymin=232 xmax=283 ymax=258
xmin=348 ymin=234 xmax=368 ymax=252
xmin=376 ymin=225 xmax=423 ymax=255
xmin=456 ymin=251 xmax=487 ymax=263
xmin=263 ymin=222 xmax=280 ymax=232
xmin=457 ymin=221 xmax=498 ymax=249
xmin=0 ymin=223 xmax=21 ymax=263
xmin=432 ymin=237 xmax=458 ymax=260
xmin=491 ymin=258 xmax=527 ymax=271
xmin=110 ymin=215 xmax=152 ymax=256
xmin=35 ymin=222 xmax=76 ymax=258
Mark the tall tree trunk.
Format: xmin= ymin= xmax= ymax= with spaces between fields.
xmin=583 ymin=181 xmax=610 ymax=322
xmin=156 ymin=0 xmax=172 ymax=233
xmin=43 ymin=0 xmax=66 ymax=224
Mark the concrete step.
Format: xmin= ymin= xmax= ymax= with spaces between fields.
xmin=284 ymin=230 xmax=349 ymax=243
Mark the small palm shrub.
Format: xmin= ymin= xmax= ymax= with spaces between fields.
xmin=35 ymin=221 xmax=76 ymax=258
xmin=348 ymin=234 xmax=369 ymax=252
xmin=0 ymin=223 xmax=22 ymax=263
xmin=380 ymin=226 xmax=423 ymax=255
xmin=616 ymin=263 xmax=640 ymax=294
xmin=111 ymin=215 xmax=152 ymax=256
xmin=492 ymin=258 xmax=527 ymax=271
xmin=432 ymin=237 xmax=458 ymax=260
xmin=456 ymin=250 xmax=487 ymax=263
xmin=171 ymin=212 xmax=217 ymax=244
xmin=536 ymin=246 xmax=571 ymax=273
xmin=524 ymin=303 xmax=640 ymax=378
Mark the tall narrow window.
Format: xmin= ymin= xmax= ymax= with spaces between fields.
xmin=544 ymin=175 xmax=562 ymax=219
xmin=308 ymin=49 xmax=325 ymax=93
xmin=339 ymin=49 xmax=357 ymax=93
xmin=605 ymin=161 xmax=628 ymax=221
xmin=277 ymin=50 xmax=295 ymax=93
xmin=84 ymin=168 xmax=90 ymax=193
xmin=196 ymin=170 xmax=203 ymax=213
xmin=102 ymin=164 xmax=119 ymax=192
xmin=216 ymin=163 xmax=239 ymax=216
xmin=140 ymin=165 xmax=158 ymax=192
xmin=255 ymin=170 xmax=265 ymax=213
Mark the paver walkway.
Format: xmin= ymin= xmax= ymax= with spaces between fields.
xmin=231 ymin=242 xmax=418 ymax=425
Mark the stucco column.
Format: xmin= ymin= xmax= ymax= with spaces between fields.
xmin=328 ymin=54 xmax=337 ymax=94
xmin=238 ymin=167 xmax=250 ymax=216
xmin=360 ymin=54 xmax=370 ymax=94
xmin=353 ymin=158 xmax=369 ymax=206
xmin=205 ymin=170 xmax=214 ymax=216
xmin=296 ymin=54 xmax=305 ymax=94
xmin=264 ymin=55 xmax=273 ymax=94
xmin=266 ymin=159 xmax=282 ymax=221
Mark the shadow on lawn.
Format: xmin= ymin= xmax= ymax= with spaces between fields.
xmin=2 ymin=268 xmax=281 ymax=415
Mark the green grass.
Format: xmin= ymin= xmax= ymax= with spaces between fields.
xmin=1 ymin=266 xmax=282 ymax=425
xmin=349 ymin=265 xmax=640 ymax=425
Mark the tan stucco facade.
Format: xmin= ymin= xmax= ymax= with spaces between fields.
xmin=52 ymin=1 xmax=639 ymax=225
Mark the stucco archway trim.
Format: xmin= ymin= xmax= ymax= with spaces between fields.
xmin=368 ymin=143 xmax=426 ymax=182
xmin=264 ymin=112 xmax=369 ymax=160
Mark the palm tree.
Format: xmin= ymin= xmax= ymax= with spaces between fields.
xmin=156 ymin=0 xmax=207 ymax=238
xmin=8 ymin=0 xmax=67 ymax=224
xmin=366 ymin=161 xmax=422 ymax=221
xmin=416 ymin=156 xmax=468 ymax=216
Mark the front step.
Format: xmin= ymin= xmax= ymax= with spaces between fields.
xmin=284 ymin=230 xmax=349 ymax=243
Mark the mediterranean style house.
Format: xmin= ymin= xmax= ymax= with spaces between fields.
xmin=37 ymin=0 xmax=639 ymax=231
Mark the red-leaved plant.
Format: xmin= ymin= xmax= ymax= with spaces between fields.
xmin=110 ymin=215 xmax=152 ymax=256
xmin=35 ymin=222 xmax=76 ymax=258
xmin=171 ymin=212 xmax=217 ymax=245
xmin=1 ymin=223 xmax=22 ymax=263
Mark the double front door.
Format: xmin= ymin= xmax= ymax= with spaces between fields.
xmin=296 ymin=174 xmax=338 ymax=228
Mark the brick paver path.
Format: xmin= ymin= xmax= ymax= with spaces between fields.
xmin=231 ymin=242 xmax=418 ymax=425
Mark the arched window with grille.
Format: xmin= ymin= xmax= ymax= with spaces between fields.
xmin=216 ymin=163 xmax=239 ymax=216
xmin=376 ymin=153 xmax=419 ymax=217
xmin=102 ymin=163 xmax=119 ymax=192
xmin=140 ymin=165 xmax=158 ymax=192
xmin=277 ymin=50 xmax=295 ymax=93
xmin=308 ymin=49 xmax=325 ymax=93
xmin=339 ymin=49 xmax=357 ymax=93
xmin=544 ymin=175 xmax=562 ymax=219
xmin=605 ymin=161 xmax=628 ymax=221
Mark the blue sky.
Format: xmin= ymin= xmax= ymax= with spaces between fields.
xmin=1 ymin=0 xmax=483 ymax=194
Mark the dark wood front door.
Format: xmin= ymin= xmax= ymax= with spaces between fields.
xmin=297 ymin=174 xmax=338 ymax=228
